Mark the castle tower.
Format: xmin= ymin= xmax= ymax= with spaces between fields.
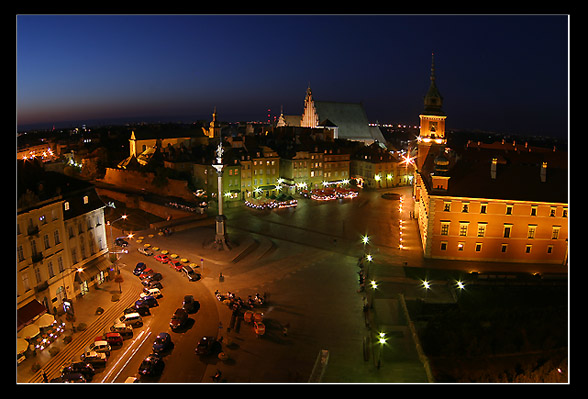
xmin=209 ymin=107 xmax=221 ymax=139
xmin=417 ymin=53 xmax=447 ymax=171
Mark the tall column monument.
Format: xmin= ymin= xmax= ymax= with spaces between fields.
xmin=211 ymin=142 xmax=229 ymax=249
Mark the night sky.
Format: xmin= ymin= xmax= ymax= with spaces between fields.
xmin=16 ymin=15 xmax=569 ymax=139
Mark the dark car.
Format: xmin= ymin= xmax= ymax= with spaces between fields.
xmin=182 ymin=266 xmax=201 ymax=281
xmin=115 ymin=237 xmax=128 ymax=247
xmin=142 ymin=279 xmax=163 ymax=289
xmin=51 ymin=372 xmax=87 ymax=383
xmin=138 ymin=353 xmax=164 ymax=377
xmin=182 ymin=295 xmax=199 ymax=313
xmin=169 ymin=308 xmax=189 ymax=331
xmin=124 ymin=303 xmax=151 ymax=316
xmin=133 ymin=262 xmax=147 ymax=276
xmin=61 ymin=362 xmax=95 ymax=381
xmin=142 ymin=272 xmax=163 ymax=282
xmin=135 ymin=295 xmax=158 ymax=308
xmin=195 ymin=336 xmax=221 ymax=355
xmin=152 ymin=332 xmax=172 ymax=353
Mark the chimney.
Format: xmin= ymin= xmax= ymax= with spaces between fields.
xmin=491 ymin=157 xmax=497 ymax=179
xmin=540 ymin=161 xmax=547 ymax=183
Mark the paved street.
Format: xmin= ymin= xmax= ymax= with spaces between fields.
xmin=19 ymin=186 xmax=431 ymax=383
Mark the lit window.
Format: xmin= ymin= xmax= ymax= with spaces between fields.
xmin=64 ymin=202 xmax=70 ymax=211
xmin=459 ymin=222 xmax=469 ymax=236
xmin=83 ymin=195 xmax=88 ymax=204
xmin=440 ymin=221 xmax=450 ymax=236
xmin=477 ymin=223 xmax=487 ymax=237
xmin=551 ymin=226 xmax=561 ymax=239
xmin=527 ymin=225 xmax=536 ymax=239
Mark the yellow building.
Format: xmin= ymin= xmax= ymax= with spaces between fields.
xmin=413 ymin=56 xmax=568 ymax=266
xmin=17 ymin=167 xmax=109 ymax=328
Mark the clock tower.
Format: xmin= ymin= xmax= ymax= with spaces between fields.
xmin=417 ymin=53 xmax=447 ymax=171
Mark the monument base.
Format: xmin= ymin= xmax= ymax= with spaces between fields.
xmin=213 ymin=215 xmax=230 ymax=250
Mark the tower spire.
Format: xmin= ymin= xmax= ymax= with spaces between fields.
xmin=430 ymin=52 xmax=436 ymax=82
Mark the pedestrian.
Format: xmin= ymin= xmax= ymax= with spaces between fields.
xmin=282 ymin=322 xmax=290 ymax=336
xmin=219 ymin=272 xmax=224 ymax=282
xmin=42 ymin=370 xmax=48 ymax=383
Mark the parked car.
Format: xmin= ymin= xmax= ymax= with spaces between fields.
xmin=141 ymin=288 xmax=162 ymax=299
xmin=168 ymin=260 xmax=183 ymax=271
xmin=138 ymin=247 xmax=153 ymax=256
xmin=170 ymin=308 xmax=189 ymax=331
xmin=51 ymin=372 xmax=86 ymax=383
xmin=142 ymin=280 xmax=163 ymax=289
xmin=182 ymin=266 xmax=201 ymax=281
xmin=80 ymin=351 xmax=107 ymax=367
xmin=133 ymin=262 xmax=147 ymax=275
xmin=138 ymin=353 xmax=164 ymax=377
xmin=115 ymin=237 xmax=128 ymax=247
xmin=138 ymin=268 xmax=154 ymax=279
xmin=119 ymin=312 xmax=143 ymax=328
xmin=61 ymin=362 xmax=95 ymax=381
xmin=154 ymin=254 xmax=170 ymax=263
xmin=110 ymin=323 xmax=134 ymax=339
xmin=124 ymin=303 xmax=151 ymax=316
xmin=195 ymin=336 xmax=221 ymax=355
xmin=95 ymin=332 xmax=123 ymax=347
xmin=142 ymin=272 xmax=163 ymax=282
xmin=152 ymin=332 xmax=172 ymax=353
xmin=182 ymin=295 xmax=199 ymax=313
xmin=135 ymin=296 xmax=159 ymax=308
xmin=87 ymin=340 xmax=111 ymax=356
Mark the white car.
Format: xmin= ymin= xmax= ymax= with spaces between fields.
xmin=87 ymin=340 xmax=111 ymax=356
xmin=141 ymin=288 xmax=162 ymax=299
xmin=80 ymin=350 xmax=107 ymax=365
xmin=138 ymin=247 xmax=153 ymax=256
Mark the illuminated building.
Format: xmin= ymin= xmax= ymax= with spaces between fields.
xmin=300 ymin=85 xmax=386 ymax=144
xmin=413 ymin=56 xmax=568 ymax=265
xmin=17 ymin=166 xmax=109 ymax=330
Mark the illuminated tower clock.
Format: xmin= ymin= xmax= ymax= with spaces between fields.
xmin=417 ymin=53 xmax=447 ymax=171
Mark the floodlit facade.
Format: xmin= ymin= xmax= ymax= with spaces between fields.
xmin=413 ymin=55 xmax=568 ymax=265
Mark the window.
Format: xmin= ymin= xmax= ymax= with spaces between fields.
xmin=475 ymin=243 xmax=483 ymax=252
xmin=54 ymin=230 xmax=61 ymax=245
xmin=531 ymin=205 xmax=537 ymax=216
xmin=503 ymin=224 xmax=512 ymax=238
xmin=480 ymin=203 xmax=487 ymax=214
xmin=550 ymin=207 xmax=556 ymax=217
xmin=462 ymin=203 xmax=469 ymax=213
xmin=563 ymin=208 xmax=567 ymax=218
xmin=525 ymin=245 xmax=532 ymax=254
xmin=443 ymin=202 xmax=451 ymax=212
xmin=440 ymin=221 xmax=450 ymax=236
xmin=459 ymin=222 xmax=469 ymax=236
xmin=17 ymin=245 xmax=24 ymax=262
xmin=547 ymin=245 xmax=554 ymax=254
xmin=64 ymin=202 xmax=70 ymax=211
xmin=506 ymin=205 xmax=513 ymax=215
xmin=83 ymin=195 xmax=89 ymax=204
xmin=501 ymin=244 xmax=508 ymax=253
xmin=527 ymin=225 xmax=536 ymax=239
xmin=457 ymin=242 xmax=465 ymax=251
xmin=551 ymin=226 xmax=561 ymax=239
xmin=43 ymin=234 xmax=50 ymax=250
xmin=440 ymin=242 xmax=448 ymax=251
xmin=477 ymin=223 xmax=487 ymax=237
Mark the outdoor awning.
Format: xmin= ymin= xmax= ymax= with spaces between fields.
xmin=17 ymin=299 xmax=47 ymax=330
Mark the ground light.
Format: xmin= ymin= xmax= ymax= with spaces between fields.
xmin=370 ymin=280 xmax=378 ymax=290
xmin=422 ymin=280 xmax=431 ymax=290
xmin=378 ymin=332 xmax=387 ymax=345
xmin=456 ymin=280 xmax=465 ymax=290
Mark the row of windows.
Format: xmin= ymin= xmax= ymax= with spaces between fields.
xmin=440 ymin=221 xmax=562 ymax=239
xmin=439 ymin=241 xmax=557 ymax=254
xmin=443 ymin=201 xmax=567 ymax=217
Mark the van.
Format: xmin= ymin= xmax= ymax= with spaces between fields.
xmin=119 ymin=312 xmax=143 ymax=328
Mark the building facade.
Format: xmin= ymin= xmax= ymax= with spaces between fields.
xmin=413 ymin=56 xmax=568 ymax=266
xmin=17 ymin=168 xmax=109 ymax=327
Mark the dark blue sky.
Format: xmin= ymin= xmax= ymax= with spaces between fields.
xmin=17 ymin=15 xmax=568 ymax=138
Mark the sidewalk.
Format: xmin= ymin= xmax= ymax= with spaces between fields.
xmin=17 ymin=268 xmax=143 ymax=383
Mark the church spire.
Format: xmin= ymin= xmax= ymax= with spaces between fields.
xmin=423 ymin=52 xmax=444 ymax=116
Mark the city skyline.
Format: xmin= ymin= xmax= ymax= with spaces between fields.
xmin=17 ymin=14 xmax=569 ymax=138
